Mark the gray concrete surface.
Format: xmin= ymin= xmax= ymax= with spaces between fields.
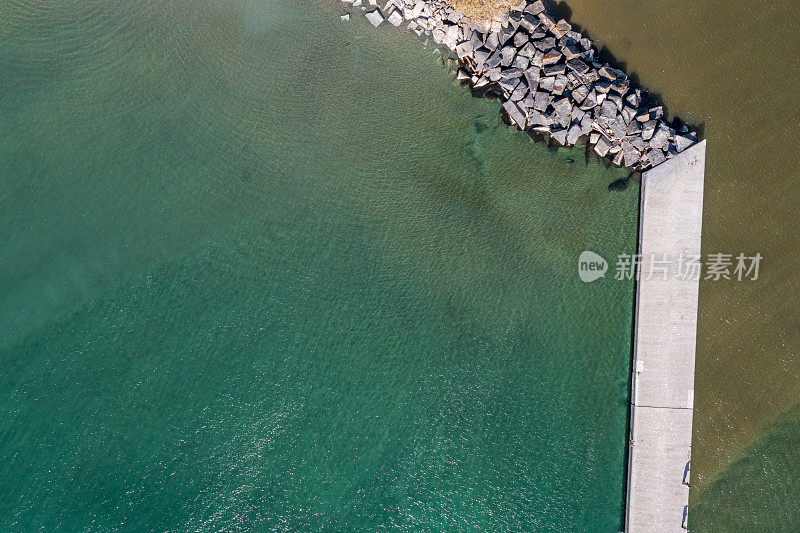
xmin=626 ymin=140 xmax=706 ymax=532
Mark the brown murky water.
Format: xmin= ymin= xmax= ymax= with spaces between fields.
xmin=557 ymin=0 xmax=800 ymax=528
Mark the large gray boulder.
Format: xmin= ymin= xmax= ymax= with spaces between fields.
xmin=566 ymin=123 xmax=583 ymax=145
xmin=572 ymin=85 xmax=590 ymax=104
xmin=641 ymin=120 xmax=657 ymax=141
xmin=524 ymin=67 xmax=541 ymax=89
xmin=594 ymin=135 xmax=612 ymax=157
xmin=543 ymin=63 xmax=566 ymax=76
xmin=550 ymin=127 xmax=568 ymax=145
xmin=552 ymin=74 xmax=568 ymax=95
xmin=542 ymin=50 xmax=563 ymax=66
xmin=535 ymin=36 xmax=557 ymax=51
xmin=485 ymin=32 xmax=500 ymax=51
xmin=539 ymin=76 xmax=555 ymax=92
xmin=675 ymin=134 xmax=694 ymax=152
xmin=501 ymin=46 xmax=517 ymax=67
xmin=524 ymin=0 xmax=546 ymax=16
xmin=533 ymin=91 xmax=550 ymax=111
xmin=566 ymin=58 xmax=590 ymax=75
xmin=503 ymin=100 xmax=527 ymax=129
xmin=514 ymin=31 xmax=529 ymax=48
xmin=512 ymin=54 xmax=531 ymax=69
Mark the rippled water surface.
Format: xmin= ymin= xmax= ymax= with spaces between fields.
xmin=0 ymin=0 xmax=640 ymax=530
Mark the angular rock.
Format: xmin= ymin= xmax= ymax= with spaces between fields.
xmin=538 ymin=76 xmax=555 ymax=92
xmin=519 ymin=13 xmax=540 ymax=32
xmin=649 ymin=124 xmax=671 ymax=150
xmin=629 ymin=135 xmax=645 ymax=151
xmin=594 ymin=135 xmax=612 ymax=157
xmin=641 ymin=120 xmax=657 ymax=141
xmin=611 ymin=77 xmax=629 ymax=94
xmin=599 ymin=66 xmax=625 ymax=80
xmin=527 ymin=109 xmax=549 ymax=127
xmin=524 ymin=67 xmax=541 ymax=89
xmin=501 ymin=46 xmax=517 ymax=67
xmin=510 ymin=79 xmax=529 ymax=101
xmin=649 ymin=106 xmax=664 ymax=119
xmin=538 ymin=12 xmax=556 ymax=31
xmin=566 ymin=58 xmax=590 ymax=75
xmin=543 ymin=63 xmax=566 ymax=76
xmin=552 ymin=74 xmax=568 ymax=95
xmin=455 ymin=41 xmax=474 ymax=59
xmin=498 ymin=76 xmax=519 ymax=92
xmin=625 ymin=90 xmax=641 ymax=108
xmin=365 ymin=9 xmax=384 ymax=26
xmin=469 ymin=32 xmax=483 ymax=50
xmin=552 ymin=97 xmax=572 ymax=119
xmin=529 ymin=50 xmax=545 ymax=67
xmin=503 ymin=100 xmax=527 ymax=129
xmin=499 ymin=25 xmax=515 ymax=46
xmin=600 ymin=99 xmax=617 ymax=119
xmin=513 ymin=31 xmax=529 ymax=48
xmin=533 ymin=91 xmax=550 ymax=111
xmin=529 ymin=25 xmax=548 ymax=39
xmin=524 ymin=0 xmax=546 ymax=16
xmin=535 ymin=36 xmax=557 ymax=51
xmin=623 ymin=141 xmax=640 ymax=168
xmin=563 ymin=43 xmax=582 ymax=60
xmin=473 ymin=49 xmax=490 ymax=71
xmin=613 ymin=150 xmax=624 ymax=166
xmin=571 ymin=84 xmax=590 ymax=104
xmin=485 ymin=31 xmax=500 ymax=51
xmin=594 ymin=80 xmax=612 ymax=93
xmin=675 ymin=134 xmax=694 ymax=152
xmin=486 ymin=49 xmax=502 ymax=69
xmin=610 ymin=116 xmax=627 ymax=140
xmin=566 ymin=122 xmax=583 ymax=145
xmin=500 ymin=67 xmax=524 ymax=80
xmin=626 ymin=120 xmax=642 ymax=136
xmin=580 ymin=90 xmax=598 ymax=110
xmin=472 ymin=75 xmax=491 ymax=90
xmin=512 ymin=54 xmax=530 ymax=69
xmin=550 ymin=127 xmax=568 ymax=145
xmin=552 ymin=19 xmax=571 ymax=39
xmin=519 ymin=42 xmax=537 ymax=58
xmin=621 ymin=105 xmax=636 ymax=124
xmin=646 ymin=148 xmax=666 ymax=167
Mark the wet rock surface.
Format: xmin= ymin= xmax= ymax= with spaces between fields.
xmin=341 ymin=0 xmax=699 ymax=170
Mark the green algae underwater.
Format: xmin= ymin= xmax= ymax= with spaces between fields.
xmin=0 ymin=0 xmax=640 ymax=529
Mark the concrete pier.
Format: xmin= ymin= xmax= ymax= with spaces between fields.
xmin=625 ymin=140 xmax=706 ymax=532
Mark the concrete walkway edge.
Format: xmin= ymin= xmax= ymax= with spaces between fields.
xmin=625 ymin=140 xmax=707 ymax=532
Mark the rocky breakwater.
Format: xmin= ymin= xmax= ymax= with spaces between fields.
xmin=341 ymin=0 xmax=699 ymax=171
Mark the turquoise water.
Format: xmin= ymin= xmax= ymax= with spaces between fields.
xmin=0 ymin=0 xmax=639 ymax=530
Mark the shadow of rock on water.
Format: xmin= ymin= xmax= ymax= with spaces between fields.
xmin=608 ymin=173 xmax=633 ymax=191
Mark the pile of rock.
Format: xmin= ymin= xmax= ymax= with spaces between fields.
xmin=342 ymin=0 xmax=698 ymax=170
